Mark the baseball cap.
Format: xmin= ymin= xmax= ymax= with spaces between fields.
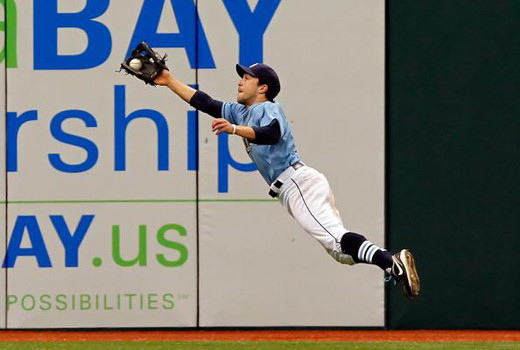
xmin=236 ymin=63 xmax=281 ymax=101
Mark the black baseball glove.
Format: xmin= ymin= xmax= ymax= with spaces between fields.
xmin=120 ymin=42 xmax=168 ymax=85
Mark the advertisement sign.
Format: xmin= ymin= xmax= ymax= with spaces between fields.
xmin=2 ymin=0 xmax=384 ymax=328
xmin=6 ymin=0 xmax=197 ymax=327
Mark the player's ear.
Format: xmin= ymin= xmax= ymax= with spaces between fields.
xmin=258 ymin=84 xmax=268 ymax=95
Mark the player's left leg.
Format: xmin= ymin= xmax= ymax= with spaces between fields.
xmin=390 ymin=249 xmax=420 ymax=299
xmin=277 ymin=165 xmax=420 ymax=299
xmin=279 ymin=167 xmax=392 ymax=269
xmin=341 ymin=233 xmax=420 ymax=299
xmin=278 ymin=166 xmax=356 ymax=264
xmin=340 ymin=232 xmax=393 ymax=271
xmin=340 ymin=232 xmax=420 ymax=299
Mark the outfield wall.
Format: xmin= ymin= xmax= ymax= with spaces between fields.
xmin=387 ymin=0 xmax=520 ymax=329
xmin=0 ymin=0 xmax=385 ymax=328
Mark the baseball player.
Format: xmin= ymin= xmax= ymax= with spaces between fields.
xmin=153 ymin=63 xmax=420 ymax=299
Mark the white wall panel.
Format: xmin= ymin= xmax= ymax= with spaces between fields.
xmin=6 ymin=0 xmax=197 ymax=328
xmin=198 ymin=0 xmax=385 ymax=326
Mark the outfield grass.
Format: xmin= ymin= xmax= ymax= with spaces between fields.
xmin=0 ymin=342 xmax=518 ymax=350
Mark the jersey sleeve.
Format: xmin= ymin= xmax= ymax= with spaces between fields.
xmin=221 ymin=102 xmax=246 ymax=125
xmin=189 ymin=90 xmax=223 ymax=118
xmin=251 ymin=119 xmax=281 ymax=145
xmin=254 ymin=103 xmax=286 ymax=135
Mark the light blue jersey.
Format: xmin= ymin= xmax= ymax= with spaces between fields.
xmin=222 ymin=101 xmax=300 ymax=185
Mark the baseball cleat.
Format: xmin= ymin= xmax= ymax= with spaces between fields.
xmin=391 ymin=249 xmax=420 ymax=300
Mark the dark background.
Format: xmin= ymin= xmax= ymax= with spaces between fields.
xmin=387 ymin=0 xmax=520 ymax=329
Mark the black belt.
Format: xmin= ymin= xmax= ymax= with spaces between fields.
xmin=292 ymin=161 xmax=304 ymax=170
xmin=268 ymin=162 xmax=304 ymax=198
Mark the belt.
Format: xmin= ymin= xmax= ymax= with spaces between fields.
xmin=292 ymin=161 xmax=304 ymax=171
xmin=268 ymin=161 xmax=305 ymax=198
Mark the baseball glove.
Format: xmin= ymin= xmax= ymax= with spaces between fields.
xmin=120 ymin=42 xmax=168 ymax=85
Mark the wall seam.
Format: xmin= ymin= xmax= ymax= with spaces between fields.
xmin=384 ymin=0 xmax=390 ymax=331
xmin=4 ymin=0 xmax=9 ymax=330
xmin=195 ymin=0 xmax=200 ymax=329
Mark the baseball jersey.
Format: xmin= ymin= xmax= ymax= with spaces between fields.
xmin=222 ymin=101 xmax=300 ymax=184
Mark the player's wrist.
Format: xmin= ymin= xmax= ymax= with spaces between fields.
xmin=231 ymin=124 xmax=237 ymax=135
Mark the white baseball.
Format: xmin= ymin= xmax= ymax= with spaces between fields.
xmin=129 ymin=58 xmax=142 ymax=70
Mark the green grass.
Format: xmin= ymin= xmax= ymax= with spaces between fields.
xmin=0 ymin=342 xmax=518 ymax=350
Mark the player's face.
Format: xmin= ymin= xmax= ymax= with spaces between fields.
xmin=237 ymin=74 xmax=263 ymax=106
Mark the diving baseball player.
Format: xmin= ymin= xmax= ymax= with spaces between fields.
xmin=152 ymin=62 xmax=420 ymax=299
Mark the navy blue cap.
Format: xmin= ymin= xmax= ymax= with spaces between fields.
xmin=236 ymin=63 xmax=281 ymax=101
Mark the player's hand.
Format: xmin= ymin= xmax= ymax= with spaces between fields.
xmin=212 ymin=118 xmax=233 ymax=135
xmin=153 ymin=69 xmax=172 ymax=86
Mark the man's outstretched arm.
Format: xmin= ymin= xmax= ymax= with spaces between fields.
xmin=154 ymin=70 xmax=223 ymax=118
xmin=154 ymin=69 xmax=196 ymax=103
xmin=154 ymin=70 xmax=280 ymax=144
